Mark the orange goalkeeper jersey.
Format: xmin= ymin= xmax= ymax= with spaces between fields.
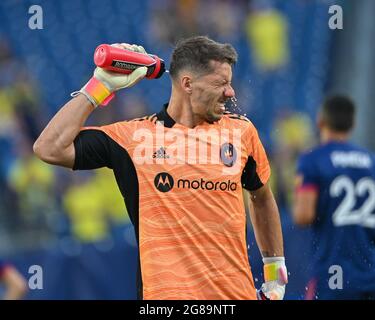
xmin=73 ymin=104 xmax=271 ymax=300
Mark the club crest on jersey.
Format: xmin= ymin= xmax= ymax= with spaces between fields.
xmin=220 ymin=143 xmax=237 ymax=167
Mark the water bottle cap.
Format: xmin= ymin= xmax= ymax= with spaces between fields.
xmin=155 ymin=59 xmax=166 ymax=79
xmin=94 ymin=45 xmax=109 ymax=67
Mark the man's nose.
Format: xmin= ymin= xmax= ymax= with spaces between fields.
xmin=224 ymin=85 xmax=235 ymax=98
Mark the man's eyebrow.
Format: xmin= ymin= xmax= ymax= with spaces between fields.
xmin=214 ymin=78 xmax=229 ymax=84
xmin=220 ymin=78 xmax=232 ymax=84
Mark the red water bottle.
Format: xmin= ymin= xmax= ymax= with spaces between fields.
xmin=94 ymin=44 xmax=165 ymax=79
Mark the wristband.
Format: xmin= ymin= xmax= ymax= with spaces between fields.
xmin=71 ymin=77 xmax=115 ymax=108
xmin=263 ymin=257 xmax=288 ymax=283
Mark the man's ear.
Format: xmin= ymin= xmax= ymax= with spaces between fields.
xmin=181 ymin=76 xmax=193 ymax=95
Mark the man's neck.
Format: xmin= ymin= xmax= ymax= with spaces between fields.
xmin=166 ymin=93 xmax=205 ymax=128
xmin=321 ymin=129 xmax=350 ymax=144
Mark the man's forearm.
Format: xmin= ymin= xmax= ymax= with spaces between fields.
xmin=249 ymin=187 xmax=284 ymax=257
xmin=33 ymin=94 xmax=95 ymax=167
xmin=2 ymin=268 xmax=28 ymax=300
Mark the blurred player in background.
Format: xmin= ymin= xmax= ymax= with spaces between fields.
xmin=293 ymin=96 xmax=375 ymax=300
xmin=33 ymin=36 xmax=287 ymax=300
xmin=0 ymin=258 xmax=28 ymax=300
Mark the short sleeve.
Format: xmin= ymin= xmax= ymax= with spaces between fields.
xmin=296 ymin=152 xmax=319 ymax=190
xmin=241 ymin=123 xmax=271 ymax=191
xmin=73 ymin=129 xmax=114 ymax=170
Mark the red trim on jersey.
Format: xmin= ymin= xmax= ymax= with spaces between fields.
xmin=305 ymin=278 xmax=317 ymax=300
xmin=296 ymin=184 xmax=318 ymax=193
xmin=0 ymin=264 xmax=12 ymax=278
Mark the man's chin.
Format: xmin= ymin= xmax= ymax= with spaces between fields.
xmin=206 ymin=112 xmax=223 ymax=123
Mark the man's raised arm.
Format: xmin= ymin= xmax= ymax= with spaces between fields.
xmin=33 ymin=43 xmax=148 ymax=168
xmin=33 ymin=94 xmax=94 ymax=168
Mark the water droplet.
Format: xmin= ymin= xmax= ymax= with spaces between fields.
xmin=228 ymin=96 xmax=247 ymax=117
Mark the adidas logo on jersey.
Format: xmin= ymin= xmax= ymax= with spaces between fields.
xmin=153 ymin=147 xmax=170 ymax=159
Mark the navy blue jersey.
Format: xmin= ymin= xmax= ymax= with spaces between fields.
xmin=297 ymin=141 xmax=375 ymax=293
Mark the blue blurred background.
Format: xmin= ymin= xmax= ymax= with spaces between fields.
xmin=0 ymin=0 xmax=374 ymax=299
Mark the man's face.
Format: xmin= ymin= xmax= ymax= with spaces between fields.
xmin=190 ymin=61 xmax=235 ymax=122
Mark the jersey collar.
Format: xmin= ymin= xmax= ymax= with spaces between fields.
xmin=156 ymin=103 xmax=176 ymax=128
xmin=156 ymin=103 xmax=221 ymax=128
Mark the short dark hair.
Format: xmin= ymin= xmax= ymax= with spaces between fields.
xmin=169 ymin=36 xmax=238 ymax=79
xmin=321 ymin=95 xmax=355 ymax=132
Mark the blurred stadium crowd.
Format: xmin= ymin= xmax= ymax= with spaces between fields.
xmin=0 ymin=0 xmax=358 ymax=299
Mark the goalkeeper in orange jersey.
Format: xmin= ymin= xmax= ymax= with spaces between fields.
xmin=34 ymin=36 xmax=287 ymax=300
